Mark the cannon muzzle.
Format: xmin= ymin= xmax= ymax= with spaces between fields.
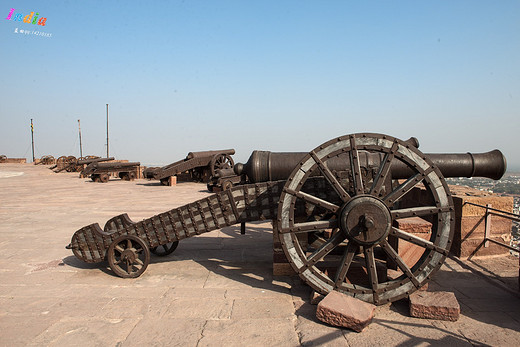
xmin=236 ymin=149 xmax=507 ymax=183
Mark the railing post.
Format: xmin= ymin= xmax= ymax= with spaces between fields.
xmin=484 ymin=203 xmax=491 ymax=247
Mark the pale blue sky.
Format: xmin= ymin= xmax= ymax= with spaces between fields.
xmin=1 ymin=1 xmax=519 ymax=169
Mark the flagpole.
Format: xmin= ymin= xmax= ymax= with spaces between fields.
xmin=106 ymin=104 xmax=109 ymax=158
xmin=30 ymin=118 xmax=35 ymax=162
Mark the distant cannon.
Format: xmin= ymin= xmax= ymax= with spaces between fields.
xmin=82 ymin=161 xmax=140 ymax=183
xmin=35 ymin=155 xmax=55 ymax=165
xmin=77 ymin=157 xmax=114 ymax=177
xmin=67 ymin=133 xmax=506 ymax=305
xmin=143 ymin=149 xmax=235 ymax=185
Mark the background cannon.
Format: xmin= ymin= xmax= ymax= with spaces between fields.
xmin=143 ymin=149 xmax=235 ymax=185
xmin=67 ymin=133 xmax=506 ymax=305
xmin=82 ymin=161 xmax=140 ymax=183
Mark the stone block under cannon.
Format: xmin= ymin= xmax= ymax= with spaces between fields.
xmin=66 ymin=133 xmax=506 ymax=305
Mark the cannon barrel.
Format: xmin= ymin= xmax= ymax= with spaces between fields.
xmin=236 ymin=149 xmax=506 ymax=183
xmin=186 ymin=149 xmax=235 ymax=160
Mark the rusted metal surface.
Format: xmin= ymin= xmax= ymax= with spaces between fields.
xmin=67 ymin=133 xmax=507 ymax=305
xmin=83 ymin=161 xmax=140 ymax=183
xmin=143 ymin=149 xmax=235 ymax=185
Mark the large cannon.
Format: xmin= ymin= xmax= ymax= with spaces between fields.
xmin=66 ymin=133 xmax=506 ymax=305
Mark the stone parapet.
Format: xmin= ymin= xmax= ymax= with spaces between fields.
xmin=0 ymin=158 xmax=27 ymax=163
xmin=450 ymin=185 xmax=514 ymax=258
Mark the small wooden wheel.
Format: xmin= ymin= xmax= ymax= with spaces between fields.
xmin=107 ymin=235 xmax=150 ymax=278
xmin=99 ymin=173 xmax=109 ymax=183
xmin=276 ymin=133 xmax=454 ymax=305
xmin=151 ymin=241 xmax=179 ymax=256
xmin=210 ymin=153 xmax=234 ymax=176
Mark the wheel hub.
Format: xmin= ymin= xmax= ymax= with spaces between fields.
xmin=121 ymin=249 xmax=136 ymax=262
xmin=340 ymin=195 xmax=392 ymax=246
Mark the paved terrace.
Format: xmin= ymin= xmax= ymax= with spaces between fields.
xmin=1 ymin=163 xmax=519 ymax=346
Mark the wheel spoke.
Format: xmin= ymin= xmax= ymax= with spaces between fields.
xmin=306 ymin=229 xmax=347 ymax=265
xmin=334 ymin=241 xmax=358 ymax=288
xmin=279 ymin=219 xmax=338 ymax=234
xmin=349 ymin=136 xmax=364 ymax=195
xmin=391 ymin=206 xmax=450 ymax=219
xmin=310 ymin=151 xmax=351 ymax=202
xmin=114 ymin=245 xmax=125 ymax=254
xmin=127 ymin=239 xmax=132 ymax=249
xmin=391 ymin=227 xmax=449 ymax=255
xmin=383 ymin=168 xmax=432 ymax=206
xmin=363 ymin=246 xmax=379 ymax=304
xmin=369 ymin=142 xmax=398 ymax=196
xmin=135 ymin=258 xmax=144 ymax=266
xmin=380 ymin=240 xmax=421 ymax=288
xmin=126 ymin=259 xmax=131 ymax=274
xmin=284 ymin=187 xmax=340 ymax=213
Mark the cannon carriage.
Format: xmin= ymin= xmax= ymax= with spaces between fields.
xmin=82 ymin=161 xmax=140 ymax=183
xmin=67 ymin=133 xmax=506 ymax=305
xmin=143 ymin=149 xmax=235 ymax=185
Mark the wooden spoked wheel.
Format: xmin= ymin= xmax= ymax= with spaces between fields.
xmin=107 ymin=235 xmax=150 ymax=278
xmin=210 ymin=154 xmax=234 ymax=176
xmin=276 ymin=133 xmax=454 ymax=305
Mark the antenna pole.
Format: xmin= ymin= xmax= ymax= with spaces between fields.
xmin=78 ymin=119 xmax=83 ymax=158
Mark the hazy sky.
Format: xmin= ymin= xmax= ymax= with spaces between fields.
xmin=1 ymin=1 xmax=519 ymax=170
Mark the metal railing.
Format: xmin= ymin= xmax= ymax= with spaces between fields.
xmin=464 ymin=201 xmax=520 ymax=252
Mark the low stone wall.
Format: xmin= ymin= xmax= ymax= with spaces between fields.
xmin=450 ymin=185 xmax=514 ymax=258
xmin=0 ymin=158 xmax=27 ymax=164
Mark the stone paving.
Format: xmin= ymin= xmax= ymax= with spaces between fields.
xmin=1 ymin=163 xmax=519 ymax=346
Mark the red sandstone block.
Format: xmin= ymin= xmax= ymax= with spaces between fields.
xmin=316 ymin=291 xmax=376 ymax=332
xmin=409 ymin=291 xmax=460 ymax=321
xmin=394 ymin=217 xmax=432 ymax=268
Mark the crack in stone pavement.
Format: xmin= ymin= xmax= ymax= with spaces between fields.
xmin=196 ymin=320 xmax=209 ymax=347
